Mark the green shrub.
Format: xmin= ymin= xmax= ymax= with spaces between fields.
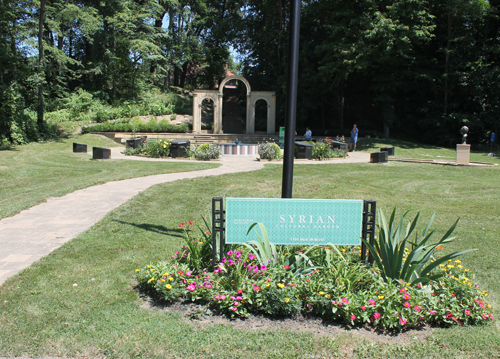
xmin=145 ymin=138 xmax=171 ymax=158
xmin=194 ymin=143 xmax=220 ymax=160
xmin=258 ymin=142 xmax=282 ymax=160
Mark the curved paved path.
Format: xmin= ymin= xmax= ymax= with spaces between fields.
xmin=0 ymin=148 xmax=369 ymax=285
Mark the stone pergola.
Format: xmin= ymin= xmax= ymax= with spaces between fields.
xmin=192 ymin=75 xmax=276 ymax=135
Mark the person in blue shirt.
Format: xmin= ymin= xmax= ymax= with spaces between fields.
xmin=305 ymin=127 xmax=312 ymax=140
xmin=349 ymin=124 xmax=358 ymax=152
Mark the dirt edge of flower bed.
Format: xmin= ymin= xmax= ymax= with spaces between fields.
xmin=137 ymin=290 xmax=433 ymax=344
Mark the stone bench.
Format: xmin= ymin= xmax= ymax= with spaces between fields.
xmin=370 ymin=151 xmax=388 ymax=163
xmin=380 ymin=146 xmax=395 ymax=156
xmin=92 ymin=147 xmax=111 ymax=160
xmin=73 ymin=143 xmax=87 ymax=153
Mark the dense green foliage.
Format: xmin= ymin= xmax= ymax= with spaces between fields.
xmin=1 ymin=0 xmax=499 ymax=147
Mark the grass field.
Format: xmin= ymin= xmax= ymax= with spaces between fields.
xmin=0 ymin=139 xmax=499 ymax=358
xmin=0 ymin=134 xmax=219 ymax=219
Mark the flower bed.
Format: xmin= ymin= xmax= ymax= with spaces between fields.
xmin=135 ymin=217 xmax=493 ymax=330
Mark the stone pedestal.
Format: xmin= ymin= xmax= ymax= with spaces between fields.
xmin=456 ymin=144 xmax=470 ymax=165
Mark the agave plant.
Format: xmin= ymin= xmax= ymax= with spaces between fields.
xmin=361 ymin=208 xmax=477 ymax=285
xmin=244 ymin=222 xmax=279 ymax=268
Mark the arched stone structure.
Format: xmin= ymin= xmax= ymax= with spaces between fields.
xmin=192 ymin=76 xmax=276 ymax=135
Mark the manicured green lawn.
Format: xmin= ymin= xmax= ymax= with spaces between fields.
xmin=0 ymin=152 xmax=499 ymax=358
xmin=0 ymin=134 xmax=219 ymax=219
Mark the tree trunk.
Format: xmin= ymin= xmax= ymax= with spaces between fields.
xmin=444 ymin=12 xmax=452 ymax=116
xmin=383 ymin=123 xmax=390 ymax=139
xmin=339 ymin=83 xmax=345 ymax=131
xmin=179 ymin=61 xmax=188 ymax=88
xmin=37 ymin=0 xmax=46 ymax=131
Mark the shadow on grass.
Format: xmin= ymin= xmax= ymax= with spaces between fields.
xmin=357 ymin=138 xmax=451 ymax=151
xmin=113 ymin=220 xmax=184 ymax=238
xmin=0 ymin=145 xmax=17 ymax=151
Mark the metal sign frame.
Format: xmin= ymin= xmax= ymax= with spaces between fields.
xmin=211 ymin=197 xmax=376 ymax=267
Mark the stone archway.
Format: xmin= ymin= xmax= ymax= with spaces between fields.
xmin=192 ymin=76 xmax=276 ymax=135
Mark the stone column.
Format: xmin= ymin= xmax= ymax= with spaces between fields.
xmin=192 ymin=93 xmax=201 ymax=134
xmin=267 ymin=95 xmax=276 ymax=134
xmin=215 ymin=94 xmax=223 ymax=134
xmin=456 ymin=144 xmax=471 ymax=165
xmin=246 ymin=95 xmax=254 ymax=134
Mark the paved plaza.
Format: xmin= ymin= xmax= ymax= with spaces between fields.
xmin=0 ymin=149 xmax=370 ymax=285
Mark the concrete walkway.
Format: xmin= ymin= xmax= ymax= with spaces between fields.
xmin=0 ymin=149 xmax=370 ymax=286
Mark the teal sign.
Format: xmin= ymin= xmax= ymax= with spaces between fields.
xmin=225 ymin=198 xmax=363 ymax=245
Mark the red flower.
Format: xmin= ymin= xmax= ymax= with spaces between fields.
xmin=188 ymin=221 xmax=193 ymax=225
xmin=283 ymin=265 xmax=290 ymax=270
xmin=178 ymin=270 xmax=183 ymax=275
xmin=179 ymin=222 xmax=185 ymax=227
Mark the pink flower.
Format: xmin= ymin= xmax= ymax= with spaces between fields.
xmin=350 ymin=314 xmax=356 ymax=321
xmin=283 ymin=265 xmax=290 ymax=270
xmin=238 ymin=289 xmax=243 ymax=294
xmin=428 ymin=310 xmax=436 ymax=315
xmin=234 ymin=301 xmax=239 ymax=306
xmin=188 ymin=221 xmax=193 ymax=225
xmin=205 ymin=231 xmax=210 ymax=234
xmin=253 ymin=286 xmax=261 ymax=292
xmin=260 ymin=265 xmax=267 ymax=271
xmin=368 ymin=299 xmax=376 ymax=306
xmin=399 ymin=288 xmax=407 ymax=294
xmin=249 ymin=253 xmax=255 ymax=260
xmin=373 ymin=312 xmax=381 ymax=319
xmin=414 ymin=306 xmax=421 ymax=312
xmin=360 ymin=306 xmax=367 ymax=311
xmin=399 ymin=317 xmax=407 ymax=325
xmin=230 ymin=306 xmax=237 ymax=311
xmin=235 ymin=251 xmax=241 ymax=258
xmin=236 ymin=296 xmax=243 ymax=300
xmin=403 ymin=293 xmax=411 ymax=300
xmin=179 ymin=222 xmax=185 ymax=227
xmin=177 ymin=270 xmax=183 ymax=275
xmin=403 ymin=302 xmax=411 ymax=308
xmin=186 ymin=271 xmax=191 ymax=276
xmin=341 ymin=298 xmax=349 ymax=304
xmin=452 ymin=316 xmax=457 ymax=321
xmin=227 ymin=251 xmax=233 ymax=256
xmin=481 ymin=313 xmax=488 ymax=320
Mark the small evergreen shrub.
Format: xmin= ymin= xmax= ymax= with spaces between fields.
xmin=258 ymin=142 xmax=282 ymax=160
xmin=194 ymin=143 xmax=220 ymax=160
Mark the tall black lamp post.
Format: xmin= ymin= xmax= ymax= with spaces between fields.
xmin=281 ymin=0 xmax=301 ymax=199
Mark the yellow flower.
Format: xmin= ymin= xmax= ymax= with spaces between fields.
xmin=160 ymin=279 xmax=165 ymax=282
xmin=163 ymin=273 xmax=168 ymax=276
xmin=266 ymin=283 xmax=271 ymax=287
xmin=151 ymin=268 xmax=156 ymax=272
xmin=319 ymin=291 xmax=324 ymax=295
xmin=147 ymin=265 xmax=152 ymax=269
xmin=457 ymin=265 xmax=464 ymax=268
xmin=135 ymin=269 xmax=140 ymax=272
xmin=285 ymin=298 xmax=290 ymax=303
xmin=455 ymin=260 xmax=461 ymax=263
xmin=447 ymin=265 xmax=454 ymax=269
xmin=199 ymin=242 xmax=203 ymax=244
xmin=378 ymin=295 xmax=384 ymax=300
xmin=149 ymin=278 xmax=154 ymax=282
xmin=406 ymin=283 xmax=411 ymax=286
xmin=168 ymin=277 xmax=173 ymax=281
xmin=166 ymin=284 xmax=172 ymax=290
xmin=465 ymin=269 xmax=469 ymax=272
xmin=325 ymin=294 xmax=330 ymax=299
xmin=277 ymin=283 xmax=285 ymax=288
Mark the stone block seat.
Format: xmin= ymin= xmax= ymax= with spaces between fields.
xmin=73 ymin=143 xmax=87 ymax=153
xmin=380 ymin=146 xmax=395 ymax=156
xmin=370 ymin=151 xmax=388 ymax=163
xmin=92 ymin=147 xmax=111 ymax=160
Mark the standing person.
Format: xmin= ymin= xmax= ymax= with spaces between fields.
xmin=349 ymin=124 xmax=358 ymax=152
xmin=305 ymin=127 xmax=312 ymax=140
